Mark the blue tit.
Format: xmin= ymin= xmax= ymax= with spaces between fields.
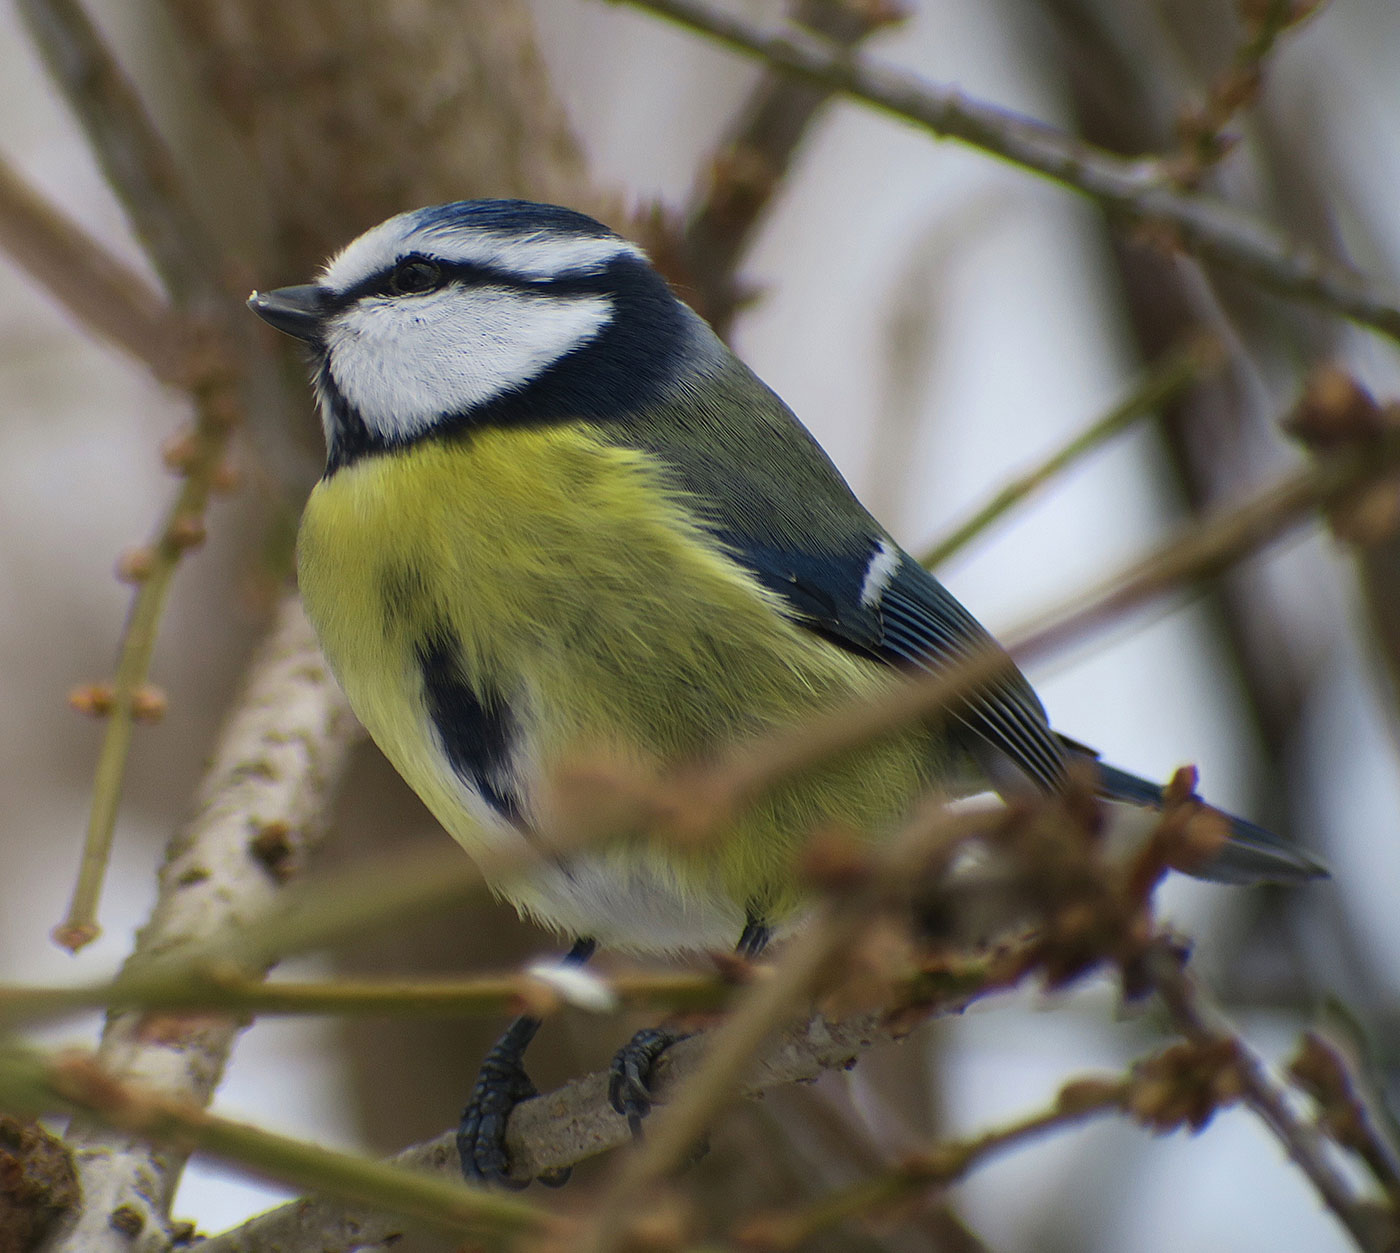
xmin=248 ymin=199 xmax=1323 ymax=1183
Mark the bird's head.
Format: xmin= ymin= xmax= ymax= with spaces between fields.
xmin=248 ymin=200 xmax=710 ymax=471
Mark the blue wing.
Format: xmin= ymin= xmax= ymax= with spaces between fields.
xmin=715 ymin=529 xmax=1070 ymax=794
xmin=717 ymin=531 xmax=1325 ymax=885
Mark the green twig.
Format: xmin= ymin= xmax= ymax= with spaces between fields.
xmin=0 ymin=967 xmax=735 ymax=1028
xmin=0 ymin=1044 xmax=558 ymax=1244
xmin=20 ymin=0 xmax=246 ymax=950
xmin=921 ymin=337 xmax=1222 ymax=569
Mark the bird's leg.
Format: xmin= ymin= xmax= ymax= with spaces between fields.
xmin=457 ymin=936 xmax=595 ymax=1187
xmin=608 ymin=912 xmax=772 ymax=1137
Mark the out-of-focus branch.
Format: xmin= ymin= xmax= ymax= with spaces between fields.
xmin=0 ymin=155 xmax=184 ymax=381
xmin=1170 ymin=0 xmax=1323 ymax=186
xmin=0 ymin=967 xmax=738 ymax=1028
xmin=651 ymin=0 xmax=907 ymax=335
xmin=163 ymin=0 xmax=604 ymax=279
xmin=920 ymin=336 xmax=1222 ymax=569
xmin=0 ymin=1047 xmax=557 ymax=1247
xmin=18 ymin=0 xmax=251 ymax=951
xmin=194 ymin=1003 xmax=981 ymax=1253
xmin=17 ymin=0 xmax=224 ymax=311
xmin=1147 ymin=944 xmax=1400 ymax=1253
xmin=580 ymin=802 xmax=986 ymax=1252
xmin=737 ymin=1073 xmax=1131 ymax=1249
xmin=606 ymin=0 xmax=1400 ymax=342
xmin=40 ymin=598 xmax=359 ymax=1253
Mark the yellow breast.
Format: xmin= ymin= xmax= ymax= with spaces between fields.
xmin=296 ymin=424 xmax=936 ymax=940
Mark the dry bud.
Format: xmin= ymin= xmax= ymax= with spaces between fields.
xmin=798 ymin=826 xmax=872 ymax=894
xmin=1128 ymin=1038 xmax=1242 ymax=1132
xmin=161 ymin=430 xmax=201 ymax=474
xmin=108 ymin=1205 xmax=143 ymax=1236
xmin=116 ymin=547 xmax=156 ymax=583
xmin=130 ymin=686 xmax=168 ymax=723
xmin=1286 ymin=1031 xmax=1379 ymax=1156
xmin=210 ymin=460 xmax=241 ymax=494
xmin=1285 ymin=365 xmax=1386 ymax=449
xmin=1331 ymin=481 xmax=1400 ymax=545
xmin=1057 ymin=1076 xmax=1128 ymax=1114
xmin=169 ymin=515 xmax=207 ymax=551
xmin=616 ymin=1188 xmax=692 ymax=1251
xmin=51 ymin=922 xmax=100 ymax=953
xmin=68 ymin=682 xmax=115 ymax=717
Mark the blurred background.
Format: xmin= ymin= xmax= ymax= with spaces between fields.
xmin=2 ymin=0 xmax=1399 ymax=1248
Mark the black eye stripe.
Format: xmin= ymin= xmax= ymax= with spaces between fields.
xmin=327 ymin=253 xmax=636 ymax=312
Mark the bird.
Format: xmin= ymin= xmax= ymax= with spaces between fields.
xmin=247 ymin=198 xmax=1324 ymax=1186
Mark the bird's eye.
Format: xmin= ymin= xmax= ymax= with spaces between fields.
xmin=390 ymin=258 xmax=442 ymax=295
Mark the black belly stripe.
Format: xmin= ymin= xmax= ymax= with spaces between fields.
xmin=414 ymin=627 xmax=522 ymax=822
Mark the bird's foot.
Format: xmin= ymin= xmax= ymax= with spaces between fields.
xmin=458 ymin=1020 xmax=571 ymax=1188
xmin=608 ymin=1025 xmax=690 ymax=1137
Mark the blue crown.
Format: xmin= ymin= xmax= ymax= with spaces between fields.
xmin=408 ymin=199 xmax=618 ymax=241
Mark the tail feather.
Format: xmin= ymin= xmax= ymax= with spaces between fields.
xmin=1068 ymin=748 xmax=1328 ymax=886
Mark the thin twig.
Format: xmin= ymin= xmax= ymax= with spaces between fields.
xmin=920 ymin=335 xmax=1222 ymax=569
xmin=17 ymin=0 xmax=223 ymax=309
xmin=0 ymin=1045 xmax=559 ymax=1246
xmin=606 ymin=0 xmax=1400 ymax=342
xmin=0 ymin=968 xmax=736 ymax=1028
xmin=0 ymin=154 xmax=184 ymax=381
xmin=737 ymin=1076 xmax=1130 ymax=1250
xmin=579 ymin=800 xmax=987 ymax=1252
xmin=19 ymin=0 xmax=249 ymax=951
xmin=666 ymin=0 xmax=906 ymax=335
xmin=1146 ymin=944 xmax=1400 ymax=1253
xmin=1170 ymin=0 xmax=1324 ymax=185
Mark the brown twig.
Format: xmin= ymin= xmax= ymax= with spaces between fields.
xmin=579 ymin=801 xmax=989 ymax=1252
xmin=0 ymin=154 xmax=185 ymax=381
xmin=1290 ymin=1031 xmax=1400 ymax=1210
xmin=17 ymin=0 xmax=224 ymax=309
xmin=656 ymin=0 xmax=908 ymax=335
xmin=1146 ymin=944 xmax=1400 ymax=1252
xmin=736 ymin=1074 xmax=1132 ymax=1250
xmin=606 ymin=0 xmax=1400 ymax=342
xmin=1171 ymin=0 xmax=1325 ymax=186
xmin=0 ymin=967 xmax=737 ymax=1028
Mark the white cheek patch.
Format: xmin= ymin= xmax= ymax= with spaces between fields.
xmin=324 ymin=286 xmax=613 ymax=441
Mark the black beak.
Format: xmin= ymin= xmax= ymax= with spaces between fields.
xmin=247 ymin=284 xmax=328 ymax=342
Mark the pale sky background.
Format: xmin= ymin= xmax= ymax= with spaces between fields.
xmin=1 ymin=1 xmax=1398 ymax=1248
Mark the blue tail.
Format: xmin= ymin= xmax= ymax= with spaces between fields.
xmin=1064 ymin=745 xmax=1327 ymax=886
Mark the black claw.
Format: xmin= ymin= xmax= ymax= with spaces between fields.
xmin=608 ymin=1026 xmax=689 ymax=1134
xmin=458 ymin=1016 xmax=542 ymax=1187
xmin=537 ymin=1164 xmax=573 ymax=1188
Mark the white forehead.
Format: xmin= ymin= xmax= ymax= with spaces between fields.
xmin=320 ymin=209 xmax=646 ymax=293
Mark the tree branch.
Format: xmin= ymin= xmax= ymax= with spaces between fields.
xmin=39 ymin=598 xmax=359 ymax=1253
xmin=195 ymin=1002 xmax=977 ymax=1253
xmin=605 ymin=0 xmax=1400 ymax=341
xmin=0 ymin=154 xmax=184 ymax=381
